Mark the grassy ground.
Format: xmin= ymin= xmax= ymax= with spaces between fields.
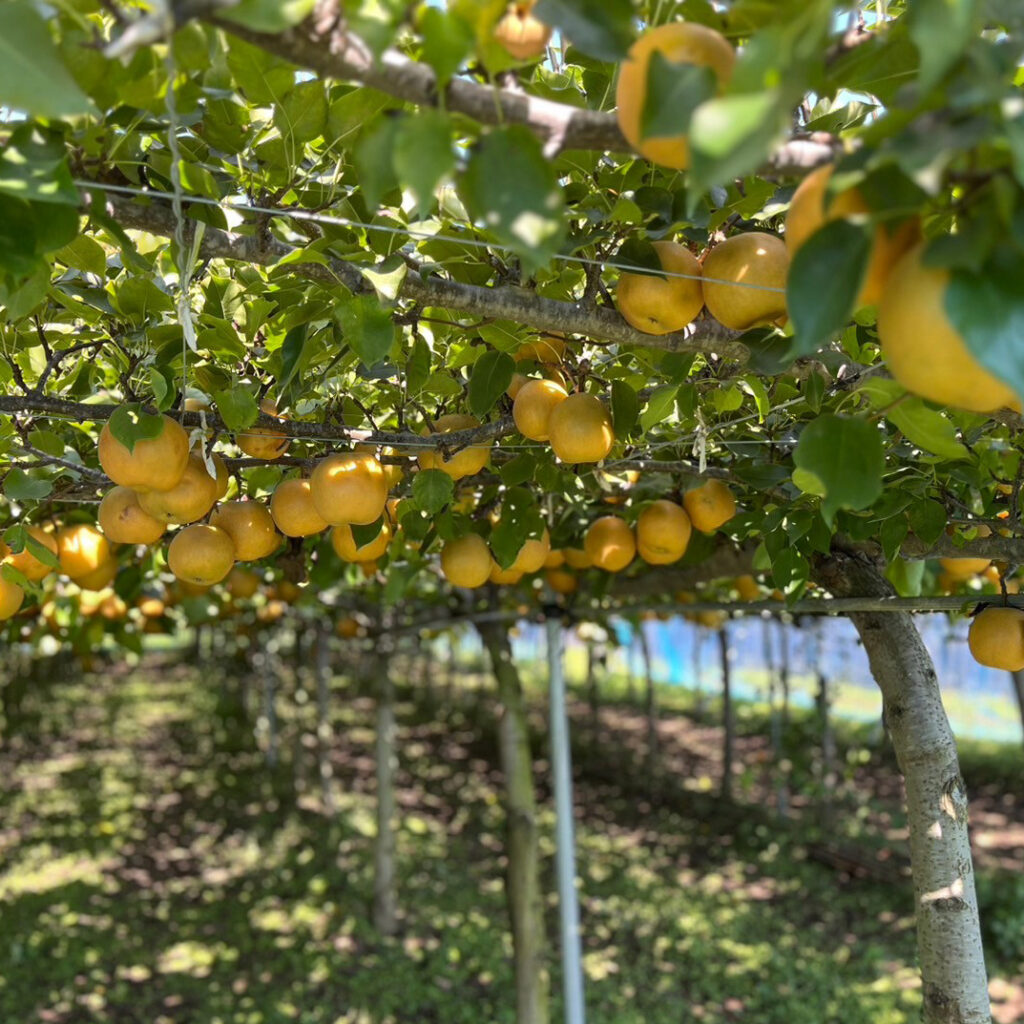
xmin=0 ymin=648 xmax=1020 ymax=1023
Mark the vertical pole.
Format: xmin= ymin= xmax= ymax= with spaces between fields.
xmin=262 ymin=647 xmax=278 ymax=768
xmin=718 ymin=626 xmax=733 ymax=800
xmin=374 ymin=639 xmax=398 ymax=936
xmin=316 ymin=624 xmax=335 ymax=816
xmin=638 ymin=623 xmax=657 ymax=791
xmin=546 ymin=617 xmax=585 ymax=1024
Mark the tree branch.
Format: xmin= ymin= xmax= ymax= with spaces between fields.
xmin=90 ymin=187 xmax=750 ymax=362
xmin=208 ymin=15 xmax=841 ymax=173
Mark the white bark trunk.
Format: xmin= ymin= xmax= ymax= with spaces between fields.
xmin=816 ymin=552 xmax=991 ymax=1024
xmin=373 ymin=646 xmax=398 ymax=936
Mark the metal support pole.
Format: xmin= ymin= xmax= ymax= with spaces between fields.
xmin=546 ymin=617 xmax=585 ymax=1024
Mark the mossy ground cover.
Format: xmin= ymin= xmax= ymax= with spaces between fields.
xmin=0 ymin=649 xmax=1020 ymax=1023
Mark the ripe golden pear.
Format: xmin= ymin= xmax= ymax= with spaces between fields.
xmin=939 ymin=557 xmax=992 ymax=580
xmin=702 ymin=232 xmax=789 ymax=330
xmin=584 ymin=516 xmax=636 ymax=573
xmin=225 ymin=566 xmax=261 ymax=600
xmin=5 ymin=525 xmax=59 ymax=582
xmin=513 ymin=379 xmax=569 ymax=442
xmin=331 ymin=521 xmax=393 ymax=562
xmin=616 ymin=241 xmax=704 ymax=335
xmin=0 ymin=576 xmax=25 ymax=620
xmin=209 ymin=501 xmax=281 ymax=562
xmin=271 ymin=478 xmax=329 ymax=538
xmin=440 ymin=534 xmax=492 ymax=589
xmin=785 ymin=164 xmax=919 ymax=309
xmin=99 ymin=486 xmax=166 ymax=545
xmin=236 ymin=398 xmax=289 ymax=460
xmin=616 ymin=21 xmax=735 ymax=170
xmin=683 ymin=479 xmax=736 ymax=533
xmin=57 ymin=524 xmax=113 ymax=581
xmin=511 ymin=528 xmax=551 ymax=574
xmin=494 ymin=1 xmax=551 ymax=60
xmin=310 ymin=452 xmax=389 ymax=526
xmin=98 ymin=412 xmax=190 ymax=493
xmin=548 ymin=394 xmax=614 ymax=464
xmin=877 ymin=244 xmax=1019 ymax=413
xmin=968 ymin=606 xmax=1024 ymax=671
xmin=636 ymin=500 xmax=692 ymax=565
xmin=138 ymin=452 xmax=219 ymax=525
xmin=515 ymin=333 xmax=566 ymax=364
xmin=418 ymin=414 xmax=492 ymax=480
xmin=167 ymin=524 xmax=236 ymax=585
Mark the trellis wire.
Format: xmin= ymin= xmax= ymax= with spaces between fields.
xmin=76 ymin=180 xmax=789 ymax=294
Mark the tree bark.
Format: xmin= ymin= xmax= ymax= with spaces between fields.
xmin=638 ymin=625 xmax=658 ymax=791
xmin=812 ymin=620 xmax=836 ymax=829
xmin=585 ymin=639 xmax=599 ymax=724
xmin=718 ymin=627 xmax=734 ymax=800
xmin=478 ymin=622 xmax=550 ymax=1024
xmin=316 ymin=624 xmax=335 ymax=816
xmin=1010 ymin=671 xmax=1024 ymax=751
xmin=373 ymin=644 xmax=398 ymax=936
xmin=692 ymin=626 xmax=706 ymax=716
xmin=815 ymin=551 xmax=991 ymax=1024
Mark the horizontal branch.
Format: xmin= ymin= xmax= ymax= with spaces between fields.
xmin=0 ymin=394 xmax=513 ymax=456
xmin=93 ymin=188 xmax=750 ymax=361
xmin=211 ymin=16 xmax=841 ymax=174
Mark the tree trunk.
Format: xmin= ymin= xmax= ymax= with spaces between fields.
xmin=692 ymin=625 xmax=706 ymax=716
xmin=373 ymin=644 xmax=398 ymax=936
xmin=478 ymin=622 xmax=550 ymax=1024
xmin=776 ymin=620 xmax=791 ymax=816
xmin=261 ymin=649 xmax=278 ymax=768
xmin=813 ymin=620 xmax=836 ymax=829
xmin=316 ymin=624 xmax=335 ymax=816
xmin=638 ymin=624 xmax=658 ymax=791
xmin=718 ymin=626 xmax=733 ymax=800
xmin=816 ymin=551 xmax=990 ymax=1024
xmin=626 ymin=633 xmax=638 ymax=705
xmin=1010 ymin=670 xmax=1024 ymax=751
xmin=585 ymin=639 xmax=599 ymax=724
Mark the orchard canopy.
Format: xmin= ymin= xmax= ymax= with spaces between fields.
xmin=2 ymin=0 xmax=1024 ymax=637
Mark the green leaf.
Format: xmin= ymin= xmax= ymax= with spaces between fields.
xmin=945 ymin=251 xmax=1024 ymax=407
xmin=611 ymin=381 xmax=640 ymax=437
xmin=148 ymin=367 xmax=176 ymax=412
xmin=641 ymin=54 xmax=716 ymax=141
xmin=108 ymin=404 xmax=165 ymax=455
xmin=640 ymin=385 xmax=677 ymax=433
xmin=351 ymin=517 xmax=384 ymax=550
xmin=277 ymin=324 xmax=309 ymax=395
xmin=406 ymin=336 xmax=431 ymax=396
xmin=393 ymin=110 xmax=456 ymax=218
xmin=770 ymin=548 xmax=809 ymax=590
xmin=354 ymin=117 xmax=401 ymax=211
xmin=490 ymin=487 xmax=542 ymax=569
xmin=468 ymin=350 xmax=515 ymax=417
xmin=412 ymin=469 xmax=454 ymax=515
xmin=0 ymin=125 xmax=79 ymax=205
xmin=24 ymin=529 xmax=59 ymax=568
xmin=500 ymin=453 xmax=538 ymax=487
xmin=226 ymin=38 xmax=296 ymax=106
xmin=213 ymin=388 xmax=260 ymax=432
xmin=533 ymin=0 xmax=633 ymax=61
xmin=336 ymin=295 xmax=396 ymax=368
xmin=859 ymin=379 xmax=969 ymax=461
xmin=0 ymin=1 xmax=93 ymax=118
xmin=786 ymin=220 xmax=871 ymax=357
xmin=275 ymin=80 xmax=328 ymax=142
xmin=689 ymin=91 xmax=787 ymax=192
xmin=907 ymin=498 xmax=947 ymax=547
xmin=219 ymin=0 xmax=316 ymax=32
xmin=56 ymin=236 xmax=107 ymax=277
xmin=886 ymin=557 xmax=925 ymax=597
xmin=792 ymin=414 xmax=884 ymax=524
xmin=879 ymin=514 xmax=909 ymax=562
xmin=907 ymin=0 xmax=975 ymax=90
xmin=459 ymin=126 xmax=566 ymax=275
xmin=419 ymin=7 xmax=475 ymax=86
xmin=3 ymin=468 xmax=53 ymax=501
